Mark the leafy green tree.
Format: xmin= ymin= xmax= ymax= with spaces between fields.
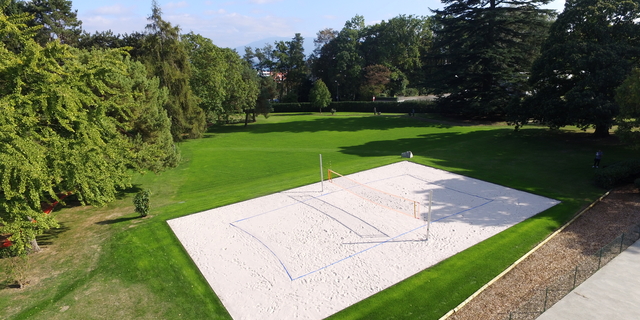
xmin=334 ymin=15 xmax=366 ymax=101
xmin=139 ymin=1 xmax=205 ymax=140
xmin=308 ymin=28 xmax=338 ymax=86
xmin=312 ymin=28 xmax=338 ymax=58
xmin=310 ymin=15 xmax=430 ymax=101
xmin=182 ymin=33 xmax=228 ymax=122
xmin=310 ymin=29 xmax=340 ymax=99
xmin=360 ymin=15 xmax=433 ymax=91
xmin=236 ymin=61 xmax=261 ymax=125
xmin=255 ymin=75 xmax=277 ymax=117
xmin=310 ymin=79 xmax=332 ymax=113
xmin=430 ymin=0 xmax=553 ymax=116
xmin=360 ymin=64 xmax=392 ymax=99
xmin=512 ymin=0 xmax=640 ymax=137
xmin=615 ymin=68 xmax=640 ymax=147
xmin=0 ymin=3 xmax=177 ymax=255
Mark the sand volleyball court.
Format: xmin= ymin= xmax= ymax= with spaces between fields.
xmin=168 ymin=161 xmax=560 ymax=320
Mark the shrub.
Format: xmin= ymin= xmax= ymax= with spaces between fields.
xmin=403 ymin=88 xmax=420 ymax=96
xmin=635 ymin=177 xmax=640 ymax=189
xmin=133 ymin=189 xmax=152 ymax=217
xmin=594 ymin=159 xmax=640 ymax=188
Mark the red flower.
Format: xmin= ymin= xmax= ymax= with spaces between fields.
xmin=1 ymin=239 xmax=11 ymax=248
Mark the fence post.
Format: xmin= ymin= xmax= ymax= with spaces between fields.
xmin=543 ymin=287 xmax=549 ymax=312
xmin=598 ymin=248 xmax=603 ymax=269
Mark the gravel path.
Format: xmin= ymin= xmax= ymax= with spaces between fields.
xmin=444 ymin=184 xmax=640 ymax=320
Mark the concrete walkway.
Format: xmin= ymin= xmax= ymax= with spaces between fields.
xmin=537 ymin=239 xmax=640 ymax=320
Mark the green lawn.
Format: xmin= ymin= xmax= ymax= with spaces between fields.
xmin=1 ymin=113 xmax=631 ymax=320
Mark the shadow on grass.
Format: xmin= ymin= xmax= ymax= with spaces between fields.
xmin=95 ymin=216 xmax=140 ymax=225
xmin=37 ymin=223 xmax=71 ymax=246
xmin=205 ymin=114 xmax=453 ymax=136
xmin=115 ymin=185 xmax=144 ymax=200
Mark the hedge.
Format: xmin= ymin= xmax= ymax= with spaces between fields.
xmin=272 ymin=100 xmax=440 ymax=114
xmin=594 ymin=159 xmax=640 ymax=189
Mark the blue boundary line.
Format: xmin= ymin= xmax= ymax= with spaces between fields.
xmin=230 ymin=173 xmax=497 ymax=281
xmin=230 ymin=222 xmax=294 ymax=281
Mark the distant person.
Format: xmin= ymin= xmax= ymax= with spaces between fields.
xmin=593 ymin=150 xmax=603 ymax=168
xmin=374 ymin=107 xmax=377 ymax=115
xmin=411 ymin=108 xmax=415 ymax=117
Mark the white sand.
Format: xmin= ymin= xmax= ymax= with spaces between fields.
xmin=167 ymin=161 xmax=560 ymax=320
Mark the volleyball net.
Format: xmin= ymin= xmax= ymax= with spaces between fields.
xmin=327 ymin=169 xmax=421 ymax=220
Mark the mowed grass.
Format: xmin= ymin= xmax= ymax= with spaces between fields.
xmin=1 ymin=113 xmax=633 ymax=320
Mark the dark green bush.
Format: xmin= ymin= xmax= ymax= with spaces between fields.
xmin=635 ymin=178 xmax=640 ymax=189
xmin=594 ymin=159 xmax=640 ymax=188
xmin=134 ymin=189 xmax=151 ymax=217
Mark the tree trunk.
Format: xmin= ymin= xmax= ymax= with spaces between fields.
xmin=593 ymin=124 xmax=610 ymax=138
xmin=29 ymin=238 xmax=41 ymax=253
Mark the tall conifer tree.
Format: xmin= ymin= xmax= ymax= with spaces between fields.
xmin=140 ymin=1 xmax=205 ymax=140
xmin=430 ymin=0 xmax=553 ymax=116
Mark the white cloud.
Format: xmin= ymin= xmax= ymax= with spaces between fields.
xmin=204 ymin=8 xmax=227 ymax=15
xmin=91 ymin=4 xmax=135 ymax=16
xmin=164 ymin=1 xmax=189 ymax=10
xmin=82 ymin=15 xmax=147 ymax=35
xmin=169 ymin=11 xmax=295 ymax=48
xmin=78 ymin=1 xmax=309 ymax=49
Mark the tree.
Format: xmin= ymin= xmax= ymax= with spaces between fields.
xmin=512 ymin=0 xmax=640 ymax=137
xmin=273 ymin=33 xmax=308 ymax=102
xmin=360 ymin=15 xmax=433 ymax=91
xmin=255 ymin=75 xmax=277 ymax=117
xmin=133 ymin=190 xmax=151 ymax=217
xmin=334 ymin=15 xmax=366 ymax=101
xmin=312 ymin=28 xmax=338 ymax=57
xmin=77 ymin=30 xmax=125 ymax=50
xmin=0 ymin=3 xmax=178 ymax=255
xmin=182 ymin=32 xmax=229 ymax=123
xmin=139 ymin=1 xmax=205 ymax=140
xmin=615 ymin=68 xmax=640 ymax=147
xmin=310 ymin=30 xmax=340 ymax=98
xmin=360 ymin=64 xmax=392 ymax=99
xmin=23 ymin=0 xmax=83 ymax=46
xmin=430 ymin=0 xmax=553 ymax=116
xmin=309 ymin=79 xmax=332 ymax=113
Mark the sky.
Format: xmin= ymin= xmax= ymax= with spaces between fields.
xmin=71 ymin=0 xmax=567 ymax=51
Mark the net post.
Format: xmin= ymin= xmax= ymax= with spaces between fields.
xmin=319 ymin=154 xmax=324 ymax=192
xmin=427 ymin=190 xmax=433 ymax=240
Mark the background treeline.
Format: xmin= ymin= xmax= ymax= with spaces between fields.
xmin=2 ymin=0 xmax=640 ymax=255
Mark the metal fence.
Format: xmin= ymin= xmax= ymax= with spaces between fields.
xmin=499 ymin=223 xmax=640 ymax=320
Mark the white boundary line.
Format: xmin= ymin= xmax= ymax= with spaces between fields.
xmin=439 ymin=190 xmax=613 ymax=320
